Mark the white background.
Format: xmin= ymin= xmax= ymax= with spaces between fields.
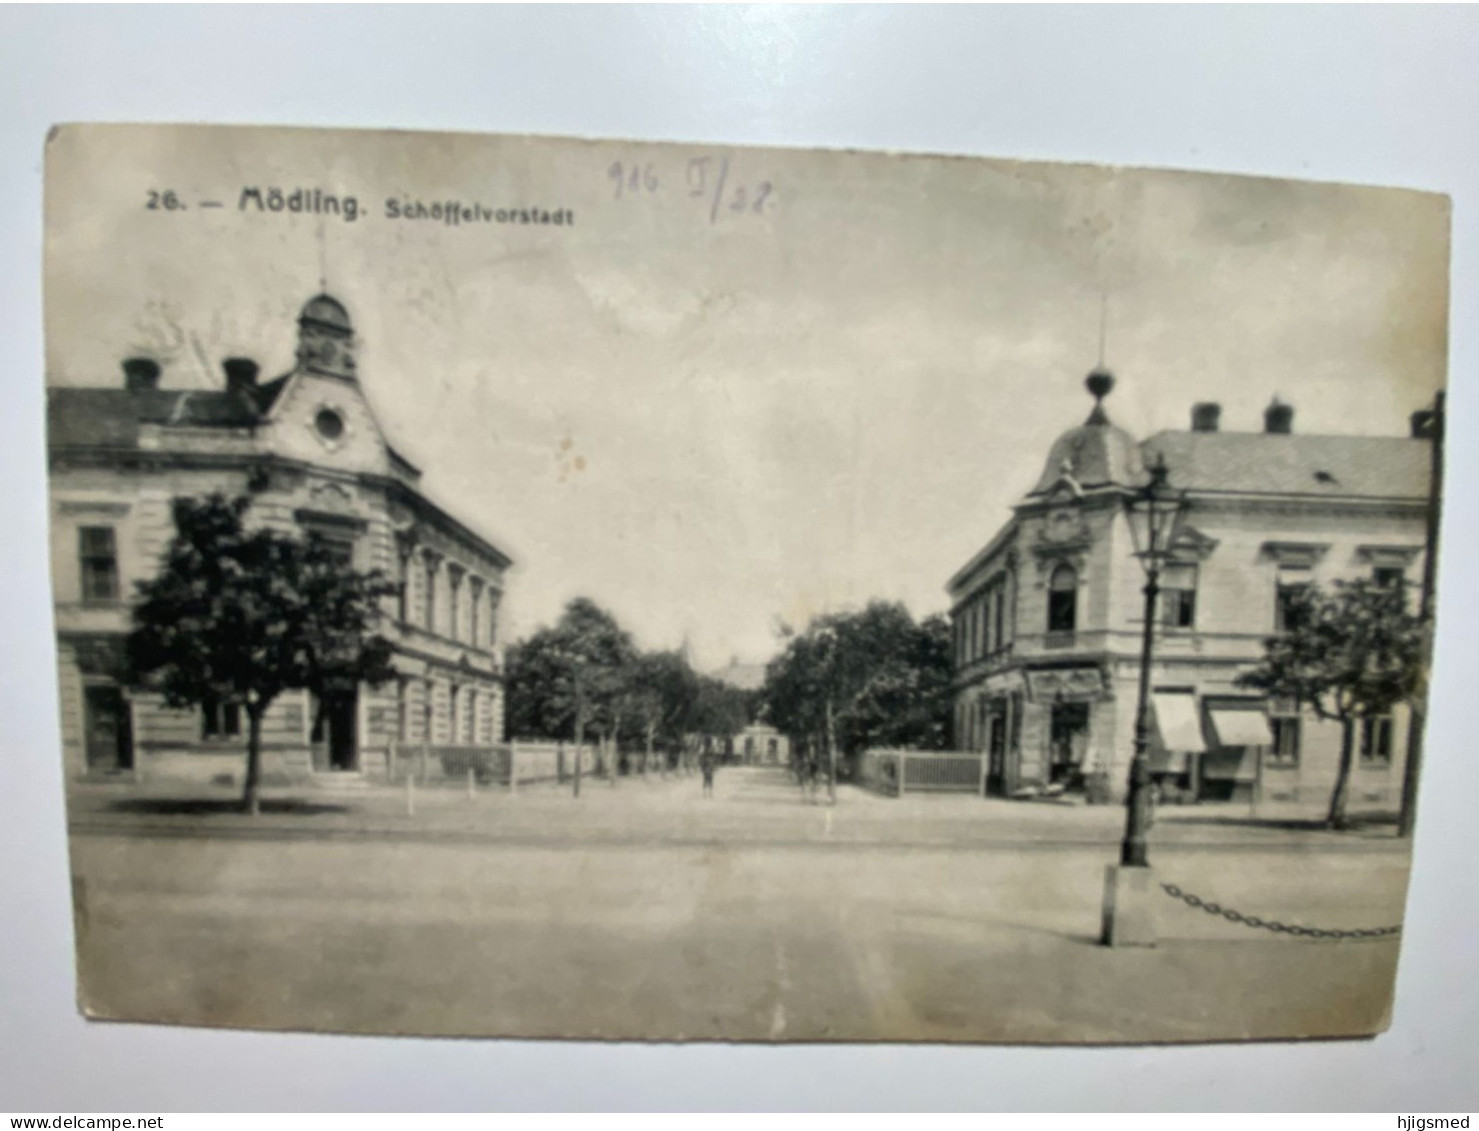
xmin=1 ymin=5 xmax=1477 ymax=1112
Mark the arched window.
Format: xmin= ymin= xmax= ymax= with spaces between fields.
xmin=1048 ymin=563 xmax=1078 ymax=633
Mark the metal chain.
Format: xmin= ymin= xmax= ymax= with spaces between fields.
xmin=1159 ymin=882 xmax=1402 ymax=940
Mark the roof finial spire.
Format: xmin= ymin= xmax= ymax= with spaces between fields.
xmin=1085 ymin=290 xmax=1115 ymax=426
xmin=1097 ymin=290 xmax=1108 ymax=370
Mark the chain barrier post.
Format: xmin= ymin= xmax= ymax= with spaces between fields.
xmin=1159 ymin=881 xmax=1401 ymax=940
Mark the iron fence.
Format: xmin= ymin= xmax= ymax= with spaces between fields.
xmin=858 ymin=748 xmax=984 ymax=796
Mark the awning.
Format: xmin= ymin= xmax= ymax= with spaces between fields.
xmin=1208 ymin=708 xmax=1274 ymax=748
xmin=1152 ymin=693 xmax=1206 ymax=753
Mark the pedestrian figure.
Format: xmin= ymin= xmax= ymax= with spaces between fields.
xmin=700 ymin=749 xmax=715 ymax=798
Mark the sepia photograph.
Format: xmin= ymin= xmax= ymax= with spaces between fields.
xmin=44 ymin=121 xmax=1447 ymax=1045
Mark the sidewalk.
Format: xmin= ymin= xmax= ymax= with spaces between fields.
xmin=66 ymin=765 xmax=1409 ymax=852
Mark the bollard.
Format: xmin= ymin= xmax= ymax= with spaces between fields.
xmin=509 ymin=750 xmax=518 ymax=796
xmin=405 ymin=770 xmax=415 ymax=817
xmin=467 ymin=763 xmax=476 ymax=801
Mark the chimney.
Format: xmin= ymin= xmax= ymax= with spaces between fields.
xmin=1191 ymin=402 xmax=1221 ymax=433
xmin=122 ymin=357 xmax=161 ymax=393
xmin=223 ymin=357 xmax=259 ymax=395
xmin=1410 ymin=409 xmax=1437 ymax=439
xmin=1264 ymin=397 xmax=1294 ymax=435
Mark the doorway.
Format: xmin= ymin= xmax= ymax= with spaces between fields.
xmin=986 ymin=712 xmax=1007 ymax=795
xmin=1049 ymin=701 xmax=1091 ymax=787
xmin=310 ymin=689 xmax=358 ymax=772
xmin=83 ymin=685 xmax=133 ymax=774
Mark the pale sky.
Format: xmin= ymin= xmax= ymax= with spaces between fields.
xmin=44 ymin=125 xmax=1449 ymax=671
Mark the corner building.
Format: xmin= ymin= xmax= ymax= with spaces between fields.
xmin=946 ymin=374 xmax=1433 ymax=812
xmin=49 ymin=294 xmax=512 ymax=784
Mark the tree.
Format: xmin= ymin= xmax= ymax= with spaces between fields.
xmin=687 ymin=675 xmax=755 ymax=759
xmin=626 ymin=650 xmax=701 ymax=775
xmin=846 ymin=612 xmax=954 ymax=753
xmin=763 ymin=601 xmax=953 ymax=799
xmin=504 ymin=597 xmax=636 ymax=791
xmin=1236 ymin=578 xmax=1426 ymax=830
xmin=125 ymin=493 xmax=398 ymax=815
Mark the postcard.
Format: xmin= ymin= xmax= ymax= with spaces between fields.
xmin=45 ymin=123 xmax=1447 ymax=1041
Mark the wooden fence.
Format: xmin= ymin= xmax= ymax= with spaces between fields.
xmin=857 ymin=748 xmax=984 ymax=796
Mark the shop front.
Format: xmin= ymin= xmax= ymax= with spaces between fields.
xmin=1147 ymin=690 xmax=1274 ymax=803
xmin=1021 ymin=666 xmax=1114 ymax=796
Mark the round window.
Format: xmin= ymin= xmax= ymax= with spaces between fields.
xmin=314 ymin=408 xmax=345 ymax=441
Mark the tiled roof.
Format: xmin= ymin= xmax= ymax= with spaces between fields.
xmin=1030 ymin=418 xmax=1142 ymax=494
xmin=1143 ymin=430 xmax=1431 ymax=500
xmin=48 ymin=377 xmax=293 ymax=450
xmin=47 ymin=389 xmax=143 ymax=448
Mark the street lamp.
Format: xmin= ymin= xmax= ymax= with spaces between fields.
xmin=1102 ymin=451 xmax=1187 ymax=946
xmin=1119 ymin=451 xmax=1187 ymax=866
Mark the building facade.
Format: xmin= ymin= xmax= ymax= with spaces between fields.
xmin=49 ymin=294 xmax=513 ymax=785
xmin=947 ymin=373 xmax=1434 ymax=812
xmin=728 ymin=723 xmax=790 ymax=766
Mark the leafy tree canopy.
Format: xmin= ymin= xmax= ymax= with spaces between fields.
xmin=504 ymin=597 xmax=637 ymax=742
xmin=1236 ymin=578 xmax=1426 ymax=828
xmin=1236 ymin=579 xmax=1425 ymax=722
xmin=506 ymin=600 xmax=759 ymax=757
xmin=125 ymin=492 xmax=398 ymax=812
xmin=762 ymin=601 xmax=953 ymax=762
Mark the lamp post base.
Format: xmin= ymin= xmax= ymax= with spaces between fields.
xmin=1100 ymin=863 xmax=1159 ymax=948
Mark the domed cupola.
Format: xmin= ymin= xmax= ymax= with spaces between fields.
xmin=1030 ymin=367 xmax=1142 ymax=495
xmin=295 ymin=293 xmax=357 ymax=380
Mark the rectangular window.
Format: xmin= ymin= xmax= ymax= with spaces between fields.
xmin=201 ymin=700 xmax=241 ymax=740
xmin=1275 ymin=570 xmax=1313 ymax=632
xmin=78 ymin=526 xmax=119 ymax=602
xmin=1360 ymin=716 xmax=1394 ymax=766
xmin=397 ymin=552 xmax=412 ymax=623
xmin=1267 ymin=712 xmax=1301 ymax=767
xmin=1159 ymin=563 xmax=1197 ymax=628
xmin=992 ymin=584 xmax=1007 ymax=651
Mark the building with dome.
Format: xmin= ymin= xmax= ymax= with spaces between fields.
xmin=48 ymin=294 xmax=512 ymax=785
xmin=946 ymin=370 xmax=1436 ymax=811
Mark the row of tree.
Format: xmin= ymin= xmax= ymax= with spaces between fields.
xmin=505 ymin=598 xmax=754 ymax=772
xmin=505 ymin=598 xmax=957 ymax=790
